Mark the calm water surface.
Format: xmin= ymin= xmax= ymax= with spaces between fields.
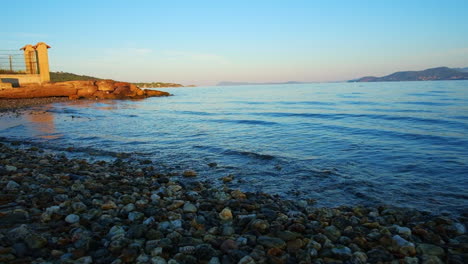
xmin=1 ymin=81 xmax=467 ymax=215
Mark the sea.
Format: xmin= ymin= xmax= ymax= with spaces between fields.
xmin=1 ymin=81 xmax=467 ymax=215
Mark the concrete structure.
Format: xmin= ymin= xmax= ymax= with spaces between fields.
xmin=0 ymin=42 xmax=51 ymax=87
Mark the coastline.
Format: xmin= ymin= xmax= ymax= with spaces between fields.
xmin=0 ymin=97 xmax=72 ymax=113
xmin=0 ymin=141 xmax=466 ymax=263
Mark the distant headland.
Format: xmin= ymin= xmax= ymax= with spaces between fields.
xmin=217 ymin=81 xmax=311 ymax=86
xmin=350 ymin=67 xmax=468 ymax=82
xmin=49 ymin=72 xmax=191 ymax=88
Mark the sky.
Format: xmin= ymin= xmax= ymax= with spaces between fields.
xmin=2 ymin=0 xmax=468 ymax=86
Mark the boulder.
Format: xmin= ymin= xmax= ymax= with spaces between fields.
xmin=76 ymin=86 xmax=98 ymax=97
xmin=144 ymin=89 xmax=170 ymax=97
xmin=0 ymin=80 xmax=170 ymax=99
xmin=96 ymin=80 xmax=115 ymax=91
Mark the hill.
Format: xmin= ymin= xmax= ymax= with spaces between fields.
xmin=50 ymin=72 xmax=102 ymax=82
xmin=217 ymin=81 xmax=308 ymax=86
xmin=50 ymin=72 xmax=187 ymax=87
xmin=350 ymin=67 xmax=468 ymax=82
xmin=453 ymin=67 xmax=468 ymax=73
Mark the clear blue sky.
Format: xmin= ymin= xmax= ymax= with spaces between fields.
xmin=2 ymin=0 xmax=468 ymax=85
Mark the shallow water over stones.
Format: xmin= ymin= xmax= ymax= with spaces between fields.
xmin=0 ymin=143 xmax=467 ymax=263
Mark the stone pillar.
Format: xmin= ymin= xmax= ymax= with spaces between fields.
xmin=34 ymin=42 xmax=51 ymax=83
xmin=20 ymin=44 xmax=37 ymax=74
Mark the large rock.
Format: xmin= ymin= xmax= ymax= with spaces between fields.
xmin=144 ymin=89 xmax=170 ymax=97
xmin=0 ymin=80 xmax=170 ymax=99
xmin=96 ymin=80 xmax=115 ymax=91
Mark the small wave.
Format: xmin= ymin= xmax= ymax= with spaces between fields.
xmin=451 ymin=116 xmax=468 ymax=121
xmin=223 ymin=149 xmax=276 ymax=161
xmin=255 ymin=112 xmax=468 ymax=129
xmin=209 ymin=119 xmax=278 ymax=126
xmin=400 ymin=101 xmax=451 ymax=106
xmin=428 ymin=90 xmax=452 ymax=94
xmin=275 ymin=101 xmax=336 ymax=106
xmin=406 ymin=93 xmax=444 ymax=97
xmin=318 ymin=123 xmax=468 ymax=147
xmin=367 ymin=108 xmax=433 ymax=113
xmin=175 ymin=110 xmax=215 ymax=116
xmin=341 ymin=101 xmax=383 ymax=106
xmin=228 ymin=101 xmax=267 ymax=105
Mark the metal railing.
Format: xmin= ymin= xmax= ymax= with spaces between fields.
xmin=0 ymin=50 xmax=37 ymax=74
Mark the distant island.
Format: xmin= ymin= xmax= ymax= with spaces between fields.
xmin=50 ymin=72 xmax=190 ymax=87
xmin=350 ymin=67 xmax=468 ymax=82
xmin=217 ymin=81 xmax=310 ymax=86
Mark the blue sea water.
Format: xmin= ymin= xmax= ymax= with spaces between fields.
xmin=1 ymin=81 xmax=467 ymax=215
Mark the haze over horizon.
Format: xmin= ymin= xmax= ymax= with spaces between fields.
xmin=2 ymin=0 xmax=468 ymax=86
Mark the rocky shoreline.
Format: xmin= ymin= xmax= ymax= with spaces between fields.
xmin=0 ymin=142 xmax=467 ymax=264
xmin=0 ymin=97 xmax=72 ymax=112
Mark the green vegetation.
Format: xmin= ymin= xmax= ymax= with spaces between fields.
xmin=0 ymin=69 xmax=26 ymax=74
xmin=50 ymin=71 xmax=102 ymax=82
xmin=49 ymin=71 xmax=188 ymax=87
xmin=133 ymin=82 xmax=184 ymax=88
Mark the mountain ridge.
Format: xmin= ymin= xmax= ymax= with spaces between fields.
xmin=350 ymin=67 xmax=468 ymax=82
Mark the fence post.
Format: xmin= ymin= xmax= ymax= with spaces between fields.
xmin=34 ymin=42 xmax=51 ymax=83
xmin=9 ymin=55 xmax=12 ymax=71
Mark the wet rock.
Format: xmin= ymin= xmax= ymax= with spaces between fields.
xmin=101 ymin=201 xmax=117 ymax=210
xmin=5 ymin=165 xmax=17 ymax=172
xmin=108 ymin=225 xmax=126 ymax=240
xmin=183 ymin=170 xmax=197 ymax=177
xmin=324 ymin=225 xmax=341 ymax=242
xmin=331 ymin=246 xmax=352 ymax=260
xmin=25 ymin=232 xmax=48 ymax=249
xmin=222 ymin=224 xmax=235 ymax=236
xmin=0 ymin=254 xmax=15 ymax=262
xmin=183 ymin=203 xmax=197 ymax=213
xmin=128 ymin=212 xmax=145 ymax=222
xmin=65 ymin=214 xmax=80 ymax=224
xmin=12 ymin=242 xmax=28 ymax=257
xmin=421 ymin=255 xmax=444 ymax=264
xmin=127 ymin=224 xmax=148 ymax=239
xmin=231 ymin=190 xmax=246 ymax=200
xmin=404 ymin=256 xmax=419 ymax=264
xmin=75 ymin=256 xmax=93 ymax=264
xmin=391 ymin=225 xmax=412 ymax=236
xmin=250 ymin=219 xmax=269 ymax=233
xmin=221 ymin=175 xmax=234 ymax=183
xmin=122 ymin=203 xmax=136 ymax=213
xmin=219 ymin=208 xmax=233 ymax=221
xmin=194 ymin=244 xmax=216 ymax=261
xmin=168 ymin=200 xmax=185 ymax=210
xmin=257 ymin=236 xmax=286 ymax=249
xmin=392 ymin=235 xmax=416 ymax=256
xmin=238 ymin=255 xmax=255 ymax=264
xmin=276 ymin=231 xmax=301 ymax=241
xmin=151 ymin=256 xmax=167 ymax=264
xmin=416 ymin=243 xmax=445 ymax=257
xmin=5 ymin=180 xmax=20 ymax=190
xmin=352 ymin=251 xmax=368 ymax=264
xmin=367 ymin=248 xmax=393 ymax=263
xmin=220 ymin=239 xmax=238 ymax=253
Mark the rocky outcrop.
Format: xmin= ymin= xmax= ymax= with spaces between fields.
xmin=0 ymin=80 xmax=170 ymax=99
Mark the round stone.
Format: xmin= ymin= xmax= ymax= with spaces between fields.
xmin=65 ymin=214 xmax=80 ymax=224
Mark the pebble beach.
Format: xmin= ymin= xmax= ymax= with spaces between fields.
xmin=0 ymin=141 xmax=467 ymax=264
xmin=0 ymin=98 xmax=71 ymax=113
